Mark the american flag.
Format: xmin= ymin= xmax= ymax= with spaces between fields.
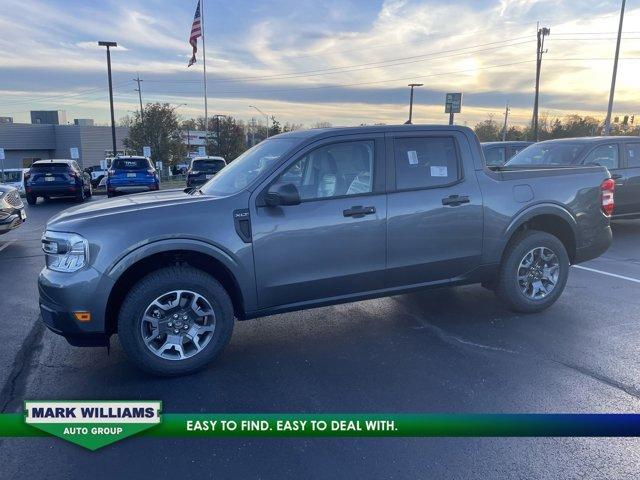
xmin=187 ymin=1 xmax=202 ymax=67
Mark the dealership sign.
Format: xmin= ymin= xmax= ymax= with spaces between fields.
xmin=24 ymin=401 xmax=161 ymax=450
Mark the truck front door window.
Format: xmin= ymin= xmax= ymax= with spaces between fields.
xmin=278 ymin=140 xmax=374 ymax=200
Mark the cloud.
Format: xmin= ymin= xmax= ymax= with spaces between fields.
xmin=0 ymin=0 xmax=638 ymax=127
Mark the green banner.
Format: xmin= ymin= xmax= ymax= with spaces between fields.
xmin=3 ymin=411 xmax=640 ymax=450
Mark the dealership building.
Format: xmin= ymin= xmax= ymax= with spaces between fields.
xmin=0 ymin=122 xmax=129 ymax=169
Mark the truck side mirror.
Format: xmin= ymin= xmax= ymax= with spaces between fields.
xmin=265 ymin=182 xmax=301 ymax=207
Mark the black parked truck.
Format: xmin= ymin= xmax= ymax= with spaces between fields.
xmin=505 ymin=136 xmax=640 ymax=219
xmin=38 ymin=125 xmax=613 ymax=376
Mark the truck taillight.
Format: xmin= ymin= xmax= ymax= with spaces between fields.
xmin=601 ymin=178 xmax=615 ymax=217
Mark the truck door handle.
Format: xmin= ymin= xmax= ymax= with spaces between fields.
xmin=441 ymin=195 xmax=470 ymax=207
xmin=343 ymin=206 xmax=376 ymax=218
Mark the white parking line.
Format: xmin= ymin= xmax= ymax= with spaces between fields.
xmin=0 ymin=239 xmax=15 ymax=253
xmin=572 ymin=265 xmax=640 ymax=284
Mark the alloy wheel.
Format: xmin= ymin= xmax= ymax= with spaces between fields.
xmin=517 ymin=247 xmax=560 ymax=300
xmin=140 ymin=290 xmax=216 ymax=360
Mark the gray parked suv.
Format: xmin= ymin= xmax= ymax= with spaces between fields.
xmin=39 ymin=126 xmax=613 ymax=376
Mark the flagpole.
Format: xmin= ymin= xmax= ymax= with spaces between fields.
xmin=200 ymin=0 xmax=209 ymax=147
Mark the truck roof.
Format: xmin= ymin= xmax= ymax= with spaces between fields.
xmin=481 ymin=141 xmax=533 ymax=147
xmin=271 ymin=124 xmax=476 ymax=142
xmin=537 ymin=136 xmax=640 ymax=145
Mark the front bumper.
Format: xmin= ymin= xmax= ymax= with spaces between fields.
xmin=0 ymin=207 xmax=25 ymax=233
xmin=38 ymin=265 xmax=115 ymax=347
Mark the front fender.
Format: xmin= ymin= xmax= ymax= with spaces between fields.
xmin=106 ymin=238 xmax=256 ymax=311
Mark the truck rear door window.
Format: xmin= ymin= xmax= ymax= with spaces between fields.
xmin=394 ymin=137 xmax=459 ymax=190
xmin=625 ymin=144 xmax=640 ymax=168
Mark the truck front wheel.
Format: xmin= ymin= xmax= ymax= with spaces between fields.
xmin=117 ymin=266 xmax=234 ymax=376
xmin=496 ymin=230 xmax=569 ymax=313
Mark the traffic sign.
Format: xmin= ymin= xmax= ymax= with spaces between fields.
xmin=0 ymin=148 xmax=4 ymax=160
xmin=143 ymin=146 xmax=151 ymax=157
xmin=198 ymin=146 xmax=206 ymax=156
xmin=445 ymin=93 xmax=462 ymax=114
xmin=70 ymin=147 xmax=79 ymax=159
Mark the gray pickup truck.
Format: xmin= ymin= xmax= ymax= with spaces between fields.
xmin=39 ymin=125 xmax=613 ymax=376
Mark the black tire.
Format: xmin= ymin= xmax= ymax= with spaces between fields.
xmin=75 ymin=186 xmax=85 ymax=203
xmin=117 ymin=266 xmax=234 ymax=376
xmin=86 ymin=183 xmax=92 ymax=197
xmin=26 ymin=193 xmax=37 ymax=206
xmin=107 ymin=192 xmax=115 ymax=198
xmin=495 ymin=230 xmax=569 ymax=313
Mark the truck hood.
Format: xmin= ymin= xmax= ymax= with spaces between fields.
xmin=47 ymin=189 xmax=210 ymax=230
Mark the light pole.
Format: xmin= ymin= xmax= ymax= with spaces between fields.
xmin=98 ymin=41 xmax=118 ymax=156
xmin=604 ymin=0 xmax=626 ymax=135
xmin=405 ymin=83 xmax=423 ymax=124
xmin=249 ymin=105 xmax=270 ymax=138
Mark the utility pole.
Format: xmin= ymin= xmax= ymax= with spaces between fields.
xmin=249 ymin=105 xmax=269 ymax=138
xmin=212 ymin=114 xmax=224 ymax=155
xmin=532 ymin=25 xmax=550 ymax=142
xmin=502 ymin=102 xmax=510 ymax=141
xmin=604 ymin=0 xmax=626 ymax=136
xmin=133 ymin=74 xmax=144 ymax=127
xmin=405 ymin=83 xmax=423 ymax=124
xmin=98 ymin=41 xmax=118 ymax=155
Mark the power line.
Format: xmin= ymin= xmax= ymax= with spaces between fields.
xmin=144 ymin=36 xmax=535 ymax=86
xmin=272 ymin=20 xmax=537 ymax=60
xmin=155 ymin=59 xmax=538 ymax=97
xmin=0 ymin=80 xmax=133 ymax=107
xmin=133 ymin=74 xmax=144 ymax=128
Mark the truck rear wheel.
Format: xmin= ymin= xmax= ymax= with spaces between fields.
xmin=117 ymin=266 xmax=234 ymax=376
xmin=495 ymin=230 xmax=569 ymax=313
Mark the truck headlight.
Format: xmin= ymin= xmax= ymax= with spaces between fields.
xmin=42 ymin=231 xmax=89 ymax=272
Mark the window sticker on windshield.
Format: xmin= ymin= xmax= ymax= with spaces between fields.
xmin=407 ymin=150 xmax=419 ymax=165
xmin=430 ymin=166 xmax=448 ymax=177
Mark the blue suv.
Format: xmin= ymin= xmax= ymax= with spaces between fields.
xmin=25 ymin=159 xmax=92 ymax=205
xmin=106 ymin=156 xmax=159 ymax=197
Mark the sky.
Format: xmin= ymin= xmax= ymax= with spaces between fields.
xmin=0 ymin=0 xmax=638 ymax=129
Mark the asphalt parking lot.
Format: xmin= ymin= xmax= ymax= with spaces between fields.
xmin=1 ymin=197 xmax=640 ymax=478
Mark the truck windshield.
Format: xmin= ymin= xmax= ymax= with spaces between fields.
xmin=199 ymin=139 xmax=297 ymax=196
xmin=505 ymin=143 xmax=585 ymax=167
